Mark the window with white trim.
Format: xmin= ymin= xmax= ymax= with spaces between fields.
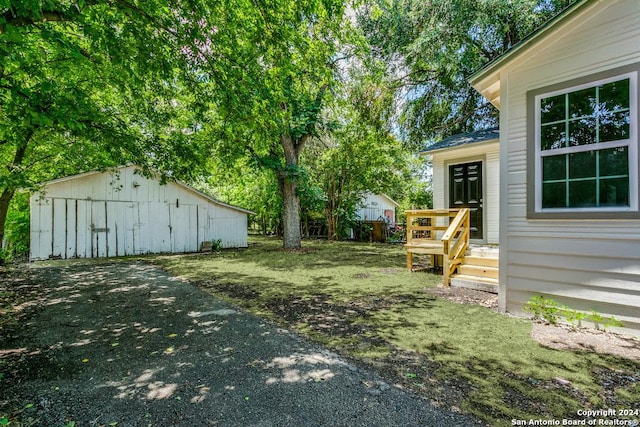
xmin=534 ymin=72 xmax=638 ymax=214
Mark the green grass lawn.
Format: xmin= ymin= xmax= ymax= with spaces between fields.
xmin=154 ymin=236 xmax=640 ymax=426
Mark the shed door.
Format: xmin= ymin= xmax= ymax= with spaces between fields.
xmin=169 ymin=204 xmax=199 ymax=253
xmin=449 ymin=161 xmax=483 ymax=240
xmin=91 ymin=201 xmax=109 ymax=257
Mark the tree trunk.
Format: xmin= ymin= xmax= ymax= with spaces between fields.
xmin=279 ymin=134 xmax=303 ymax=249
xmin=279 ymin=173 xmax=301 ymax=249
xmin=0 ymin=188 xmax=15 ymax=251
xmin=325 ymin=199 xmax=339 ymax=241
xmin=324 ymin=174 xmax=342 ymax=241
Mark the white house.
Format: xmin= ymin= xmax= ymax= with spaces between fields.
xmin=470 ymin=0 xmax=640 ymax=331
xmin=421 ymin=128 xmax=500 ymax=244
xmin=354 ymin=193 xmax=399 ymax=224
xmin=30 ymin=165 xmax=254 ymax=260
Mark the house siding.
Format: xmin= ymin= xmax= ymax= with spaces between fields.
xmin=500 ymin=0 xmax=640 ymax=331
xmin=30 ymin=166 xmax=250 ymax=260
xmin=431 ymin=142 xmax=500 ymax=244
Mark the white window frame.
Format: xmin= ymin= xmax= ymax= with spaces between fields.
xmin=534 ymin=71 xmax=638 ymax=213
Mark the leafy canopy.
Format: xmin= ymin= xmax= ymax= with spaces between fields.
xmin=358 ymin=0 xmax=575 ymax=146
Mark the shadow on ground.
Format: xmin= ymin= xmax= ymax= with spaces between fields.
xmin=0 ymin=261 xmax=481 ymax=427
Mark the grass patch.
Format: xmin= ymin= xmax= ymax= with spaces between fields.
xmin=155 ymin=236 xmax=438 ymax=304
xmin=154 ymin=236 xmax=640 ymax=426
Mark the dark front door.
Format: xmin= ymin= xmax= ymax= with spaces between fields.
xmin=449 ymin=161 xmax=483 ymax=240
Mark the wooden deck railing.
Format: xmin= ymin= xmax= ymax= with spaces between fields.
xmin=404 ymin=208 xmax=470 ymax=285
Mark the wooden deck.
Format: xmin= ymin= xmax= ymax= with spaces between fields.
xmin=404 ymin=209 xmax=470 ymax=286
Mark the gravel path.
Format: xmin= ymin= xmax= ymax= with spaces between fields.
xmin=0 ymin=261 xmax=483 ymax=426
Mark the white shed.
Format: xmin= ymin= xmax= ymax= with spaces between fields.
xmin=354 ymin=193 xmax=399 ymax=224
xmin=30 ymin=165 xmax=254 ymax=260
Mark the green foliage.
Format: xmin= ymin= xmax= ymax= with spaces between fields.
xmin=186 ymin=0 xmax=361 ymax=248
xmin=302 ymin=98 xmax=413 ymax=239
xmin=523 ymin=295 xmax=561 ymax=324
xmin=211 ymin=239 xmax=223 ymax=252
xmin=561 ymin=305 xmax=587 ymax=327
xmin=358 ymin=0 xmax=574 ymax=146
xmin=0 ymin=192 xmax=30 ymax=263
xmin=199 ymin=31 xmax=418 ymax=241
xmin=195 ymin=161 xmax=283 ymax=235
xmin=524 ymin=296 xmax=624 ymax=330
xmin=0 ymin=0 xmax=215 ymax=248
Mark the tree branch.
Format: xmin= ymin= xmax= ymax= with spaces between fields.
xmin=0 ymin=11 xmax=71 ymax=33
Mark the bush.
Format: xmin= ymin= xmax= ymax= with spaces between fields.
xmin=1 ymin=192 xmax=30 ymax=264
xmin=524 ymin=295 xmax=623 ymax=330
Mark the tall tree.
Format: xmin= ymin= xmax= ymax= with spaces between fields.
xmin=188 ymin=0 xmax=356 ymax=249
xmin=0 ymin=1 xmax=211 ymax=249
xmin=306 ymin=124 xmax=409 ymax=240
xmin=303 ymin=62 xmax=412 ymax=240
xmin=358 ymin=0 xmax=575 ymax=146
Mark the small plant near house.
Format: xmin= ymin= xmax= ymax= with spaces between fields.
xmin=587 ymin=309 xmax=624 ymax=329
xmin=523 ymin=295 xmax=561 ymax=324
xmin=561 ymin=305 xmax=587 ymax=328
xmin=524 ymin=296 xmax=623 ymax=330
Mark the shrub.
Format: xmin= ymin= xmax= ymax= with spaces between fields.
xmin=1 ymin=192 xmax=30 ymax=264
xmin=524 ymin=296 xmax=623 ymax=330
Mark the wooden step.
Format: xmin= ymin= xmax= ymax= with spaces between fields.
xmin=451 ymin=274 xmax=499 ymax=293
xmin=458 ymin=264 xmax=499 ymax=279
xmin=463 ymin=255 xmax=499 ymax=268
xmin=468 ymin=246 xmax=500 ymax=258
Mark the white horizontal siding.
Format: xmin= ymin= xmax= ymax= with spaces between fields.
xmin=432 ymin=157 xmax=445 ymax=210
xmin=485 ymin=150 xmax=500 ymax=243
xmin=500 ymin=0 xmax=640 ymax=333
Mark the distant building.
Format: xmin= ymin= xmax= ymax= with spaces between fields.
xmin=354 ymin=193 xmax=399 ymax=225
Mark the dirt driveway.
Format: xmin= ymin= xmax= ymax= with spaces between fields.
xmin=0 ymin=261 xmax=482 ymax=426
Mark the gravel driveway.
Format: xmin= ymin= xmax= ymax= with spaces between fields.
xmin=0 ymin=261 xmax=482 ymax=426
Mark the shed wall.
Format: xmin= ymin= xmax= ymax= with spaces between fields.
xmin=500 ymin=0 xmax=640 ymax=331
xmin=30 ymin=166 xmax=248 ymax=260
xmin=355 ymin=194 xmax=397 ymax=222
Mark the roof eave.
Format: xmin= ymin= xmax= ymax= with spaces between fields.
xmin=36 ymin=165 xmax=256 ymax=216
xmin=381 ymin=193 xmax=400 ymax=207
xmin=419 ymin=137 xmax=499 ymax=156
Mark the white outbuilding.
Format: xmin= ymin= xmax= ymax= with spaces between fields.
xmin=354 ymin=193 xmax=399 ymax=224
xmin=30 ymin=165 xmax=254 ymax=260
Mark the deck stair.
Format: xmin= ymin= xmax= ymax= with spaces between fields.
xmin=451 ymin=246 xmax=499 ymax=293
xmin=405 ymin=209 xmax=470 ymax=286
